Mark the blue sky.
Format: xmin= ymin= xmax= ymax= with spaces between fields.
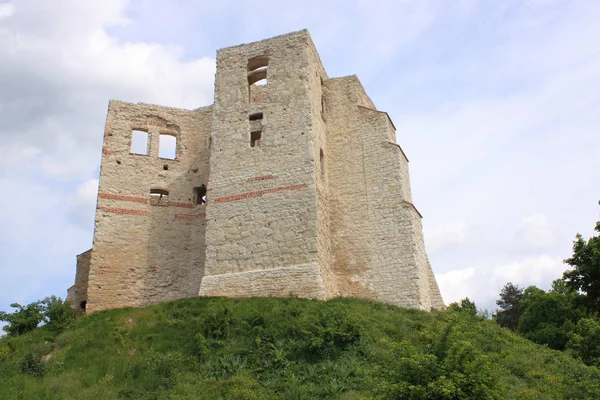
xmin=1 ymin=0 xmax=599 ymax=325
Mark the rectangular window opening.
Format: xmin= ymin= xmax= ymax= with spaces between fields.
xmin=249 ymin=112 xmax=263 ymax=121
xmin=194 ymin=185 xmax=207 ymax=205
xmin=159 ymin=134 xmax=177 ymax=159
xmin=149 ymin=187 xmax=169 ymax=205
xmin=250 ymin=131 xmax=261 ymax=148
xmin=131 ymin=130 xmax=149 ymax=155
xmin=249 ymin=113 xmax=263 ymax=148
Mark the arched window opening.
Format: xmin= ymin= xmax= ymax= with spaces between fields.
xmin=159 ymin=134 xmax=177 ymax=159
xmin=248 ymin=56 xmax=269 ymax=102
xmin=149 ymin=187 xmax=169 ymax=205
xmin=194 ymin=185 xmax=207 ymax=205
xmin=131 ymin=130 xmax=149 ymax=155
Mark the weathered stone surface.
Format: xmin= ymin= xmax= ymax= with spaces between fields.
xmin=67 ymin=29 xmax=444 ymax=313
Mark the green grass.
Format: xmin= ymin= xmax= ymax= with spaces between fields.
xmin=1 ymin=296 xmax=599 ymax=399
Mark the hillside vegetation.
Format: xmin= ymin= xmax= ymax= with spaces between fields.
xmin=1 ymin=296 xmax=599 ymax=399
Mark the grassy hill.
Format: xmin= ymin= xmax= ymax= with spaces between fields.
xmin=1 ymin=297 xmax=599 ymax=399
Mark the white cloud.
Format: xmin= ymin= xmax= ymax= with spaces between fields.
xmin=64 ymin=179 xmax=99 ymax=230
xmin=437 ymin=255 xmax=565 ymax=311
xmin=0 ymin=0 xmax=215 ymax=311
xmin=0 ymin=2 xmax=14 ymax=19
xmin=514 ymin=213 xmax=554 ymax=249
xmin=425 ymin=220 xmax=468 ymax=253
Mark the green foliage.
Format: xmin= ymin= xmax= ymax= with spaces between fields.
xmin=0 ymin=302 xmax=45 ymax=336
xmin=20 ymin=352 xmax=45 ymax=377
xmin=0 ymin=296 xmax=75 ymax=337
xmin=517 ymin=287 xmax=581 ymax=350
xmin=1 ymin=297 xmax=600 ymax=399
xmin=42 ymin=296 xmax=76 ymax=332
xmin=494 ymin=282 xmax=523 ymax=331
xmin=448 ymin=297 xmax=478 ymax=317
xmin=563 ymin=200 xmax=600 ymax=311
xmin=567 ymin=318 xmax=600 ymax=367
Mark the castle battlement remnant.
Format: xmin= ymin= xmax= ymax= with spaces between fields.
xmin=67 ymin=30 xmax=444 ymax=313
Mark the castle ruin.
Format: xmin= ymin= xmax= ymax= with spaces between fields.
xmin=67 ymin=30 xmax=444 ymax=313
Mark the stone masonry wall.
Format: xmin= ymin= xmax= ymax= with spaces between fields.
xmin=67 ymin=249 xmax=91 ymax=313
xmin=85 ymin=101 xmax=212 ymax=312
xmin=325 ymin=76 xmax=444 ymax=309
xmin=200 ymin=30 xmax=327 ymax=299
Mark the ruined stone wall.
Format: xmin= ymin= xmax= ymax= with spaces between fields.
xmin=325 ymin=76 xmax=443 ymax=309
xmin=200 ymin=30 xmax=327 ymax=299
xmin=85 ymin=101 xmax=211 ymax=312
xmin=73 ymin=29 xmax=444 ymax=312
xmin=67 ymin=249 xmax=91 ymax=313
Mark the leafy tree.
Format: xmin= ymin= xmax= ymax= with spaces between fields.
xmin=517 ymin=286 xmax=581 ymax=350
xmin=494 ymin=282 xmax=523 ymax=330
xmin=0 ymin=301 xmax=44 ymax=336
xmin=448 ymin=297 xmax=478 ymax=317
xmin=0 ymin=296 xmax=75 ymax=336
xmin=567 ymin=317 xmax=600 ymax=367
xmin=563 ymin=201 xmax=600 ymax=311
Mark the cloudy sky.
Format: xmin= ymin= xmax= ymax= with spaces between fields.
xmin=1 ymin=0 xmax=599 ymax=322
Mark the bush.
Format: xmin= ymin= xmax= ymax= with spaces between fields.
xmin=20 ymin=352 xmax=45 ymax=377
xmin=43 ymin=296 xmax=76 ymax=332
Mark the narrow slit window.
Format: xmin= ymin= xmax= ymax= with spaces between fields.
xmin=320 ymin=77 xmax=326 ymax=120
xmin=159 ymin=134 xmax=177 ymax=159
xmin=320 ymin=149 xmax=325 ymax=178
xmin=194 ymin=185 xmax=207 ymax=205
xmin=131 ymin=130 xmax=149 ymax=155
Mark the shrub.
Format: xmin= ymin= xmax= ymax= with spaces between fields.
xmin=567 ymin=318 xmax=600 ymax=366
xmin=43 ymin=296 xmax=76 ymax=332
xmin=20 ymin=352 xmax=45 ymax=377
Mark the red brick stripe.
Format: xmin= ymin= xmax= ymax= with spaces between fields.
xmin=99 ymin=193 xmax=147 ymax=203
xmin=169 ymin=201 xmax=194 ymax=209
xmin=175 ymin=213 xmax=206 ymax=219
xmin=246 ymin=174 xmax=274 ymax=183
xmin=99 ymin=192 xmax=194 ymax=209
xmin=215 ymin=183 xmax=308 ymax=204
xmin=146 ymin=120 xmax=166 ymax=127
xmin=98 ymin=206 xmax=151 ymax=216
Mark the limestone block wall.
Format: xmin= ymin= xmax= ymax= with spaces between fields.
xmin=200 ymin=30 xmax=327 ymax=299
xmin=67 ymin=249 xmax=91 ymax=313
xmin=306 ymin=34 xmax=337 ymax=299
xmin=325 ymin=76 xmax=443 ymax=309
xmin=85 ymin=101 xmax=212 ymax=312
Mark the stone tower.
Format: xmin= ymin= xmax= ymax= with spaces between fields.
xmin=68 ymin=30 xmax=444 ymax=313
